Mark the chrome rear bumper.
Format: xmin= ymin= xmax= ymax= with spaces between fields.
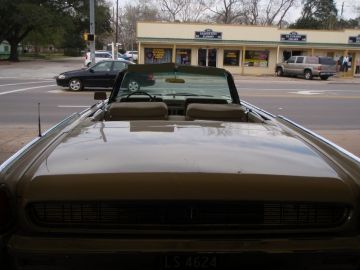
xmin=6 ymin=235 xmax=360 ymax=270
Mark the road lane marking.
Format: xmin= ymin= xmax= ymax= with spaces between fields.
xmin=48 ymin=90 xmax=66 ymax=93
xmin=0 ymin=76 xmax=53 ymax=79
xmin=0 ymin=84 xmax=56 ymax=96
xmin=289 ymin=90 xmax=325 ymax=95
xmin=0 ymin=81 xmax=53 ymax=87
xmin=237 ymin=88 xmax=358 ymax=92
xmin=57 ymin=105 xmax=90 ymax=108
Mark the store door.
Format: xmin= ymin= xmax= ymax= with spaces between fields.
xmin=198 ymin=49 xmax=217 ymax=67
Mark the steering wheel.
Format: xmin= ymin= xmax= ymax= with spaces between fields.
xmin=125 ymin=91 xmax=155 ymax=101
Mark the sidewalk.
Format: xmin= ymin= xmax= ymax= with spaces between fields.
xmin=1 ymin=58 xmax=359 ymax=83
xmin=0 ymin=57 xmax=84 ymax=79
xmin=232 ymin=74 xmax=360 ymax=84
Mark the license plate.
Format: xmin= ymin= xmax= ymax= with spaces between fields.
xmin=164 ymin=254 xmax=218 ymax=269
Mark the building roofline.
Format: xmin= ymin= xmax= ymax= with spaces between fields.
xmin=137 ymin=21 xmax=360 ymax=33
xmin=137 ymin=37 xmax=360 ymax=49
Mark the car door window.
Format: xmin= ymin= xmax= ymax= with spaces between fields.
xmin=287 ymin=57 xmax=296 ymax=63
xmin=296 ymin=57 xmax=304 ymax=63
xmin=113 ymin=62 xmax=126 ymax=71
xmin=92 ymin=61 xmax=112 ymax=72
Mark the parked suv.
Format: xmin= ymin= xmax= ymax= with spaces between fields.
xmin=275 ymin=56 xmax=336 ymax=80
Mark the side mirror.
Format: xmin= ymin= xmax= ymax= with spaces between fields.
xmin=94 ymin=91 xmax=107 ymax=100
xmin=89 ymin=69 xmax=94 ymax=73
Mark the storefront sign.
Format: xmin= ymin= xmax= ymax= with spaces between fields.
xmin=348 ymin=35 xmax=360 ymax=44
xmin=280 ymin=31 xmax=306 ymax=42
xmin=152 ymin=48 xmax=165 ymax=59
xmin=225 ymin=52 xmax=237 ymax=58
xmin=195 ymin=29 xmax=222 ymax=40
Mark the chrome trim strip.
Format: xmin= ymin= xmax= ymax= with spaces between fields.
xmin=278 ymin=115 xmax=360 ymax=163
xmin=241 ymin=100 xmax=276 ymax=118
xmin=0 ymin=113 xmax=80 ymax=172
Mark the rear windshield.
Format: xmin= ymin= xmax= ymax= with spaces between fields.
xmin=319 ymin=57 xmax=336 ymax=65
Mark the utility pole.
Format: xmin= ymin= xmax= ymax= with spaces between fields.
xmin=341 ymin=2 xmax=344 ymax=19
xmin=115 ymin=0 xmax=119 ymax=59
xmin=89 ymin=0 xmax=96 ymax=65
xmin=115 ymin=0 xmax=119 ymax=44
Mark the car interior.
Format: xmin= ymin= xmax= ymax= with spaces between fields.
xmin=93 ymin=94 xmax=265 ymax=123
xmin=91 ymin=64 xmax=267 ymax=124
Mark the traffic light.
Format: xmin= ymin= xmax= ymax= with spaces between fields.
xmin=87 ymin=34 xmax=95 ymax=41
xmin=83 ymin=33 xmax=95 ymax=41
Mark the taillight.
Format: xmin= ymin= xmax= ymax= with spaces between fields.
xmin=318 ymin=66 xmax=322 ymax=70
xmin=147 ymin=73 xmax=154 ymax=80
xmin=0 ymin=187 xmax=11 ymax=231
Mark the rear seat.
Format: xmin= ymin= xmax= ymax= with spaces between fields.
xmin=104 ymin=102 xmax=168 ymax=121
xmin=186 ymin=103 xmax=247 ymax=122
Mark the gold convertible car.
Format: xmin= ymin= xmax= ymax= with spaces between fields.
xmin=1 ymin=63 xmax=360 ymax=270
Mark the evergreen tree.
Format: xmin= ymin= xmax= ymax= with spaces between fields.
xmin=291 ymin=0 xmax=338 ymax=29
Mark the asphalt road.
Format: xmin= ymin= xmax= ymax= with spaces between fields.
xmin=0 ymin=59 xmax=359 ymax=163
xmin=236 ymin=79 xmax=360 ymax=130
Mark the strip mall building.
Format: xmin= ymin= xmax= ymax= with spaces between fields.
xmin=136 ymin=22 xmax=360 ymax=76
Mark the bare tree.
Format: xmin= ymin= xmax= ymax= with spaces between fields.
xmin=181 ymin=0 xmax=210 ymax=22
xmin=117 ymin=0 xmax=161 ymax=50
xmin=207 ymin=0 xmax=244 ymax=24
xmin=207 ymin=0 xmax=298 ymax=25
xmin=263 ymin=0 xmax=297 ymax=26
xmin=158 ymin=0 xmax=209 ymax=22
xmin=159 ymin=0 xmax=183 ymax=21
xmin=241 ymin=0 xmax=261 ymax=24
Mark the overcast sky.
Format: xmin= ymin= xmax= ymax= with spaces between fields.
xmin=109 ymin=0 xmax=360 ymax=22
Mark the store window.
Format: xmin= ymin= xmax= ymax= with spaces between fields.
xmin=223 ymin=50 xmax=240 ymax=66
xmin=244 ymin=50 xmax=269 ymax=67
xmin=176 ymin=49 xmax=191 ymax=65
xmin=144 ymin=48 xmax=172 ymax=64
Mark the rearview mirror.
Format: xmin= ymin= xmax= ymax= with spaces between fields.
xmin=94 ymin=92 xmax=107 ymax=100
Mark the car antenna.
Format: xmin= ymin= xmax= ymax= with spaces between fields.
xmin=38 ymin=102 xmax=42 ymax=137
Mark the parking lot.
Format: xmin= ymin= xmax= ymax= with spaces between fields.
xmin=1 ymin=58 xmax=360 ymax=163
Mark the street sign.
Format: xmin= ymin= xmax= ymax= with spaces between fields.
xmin=348 ymin=35 xmax=360 ymax=44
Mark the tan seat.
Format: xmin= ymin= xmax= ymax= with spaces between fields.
xmin=186 ymin=103 xmax=247 ymax=122
xmin=105 ymin=102 xmax=168 ymax=121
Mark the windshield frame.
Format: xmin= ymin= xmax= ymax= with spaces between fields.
xmin=109 ymin=64 xmax=241 ymax=104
